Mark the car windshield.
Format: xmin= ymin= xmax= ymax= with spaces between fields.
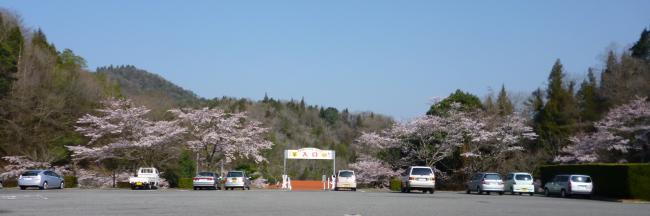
xmin=411 ymin=168 xmax=432 ymax=175
xmin=515 ymin=174 xmax=532 ymax=181
xmin=22 ymin=171 xmax=40 ymax=176
xmin=484 ymin=174 xmax=502 ymax=180
xmin=227 ymin=172 xmax=243 ymax=177
xmin=339 ymin=171 xmax=354 ymax=177
xmin=571 ymin=176 xmax=592 ymax=183
xmin=198 ymin=172 xmax=214 ymax=177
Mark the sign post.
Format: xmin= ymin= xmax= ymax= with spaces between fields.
xmin=282 ymin=148 xmax=336 ymax=189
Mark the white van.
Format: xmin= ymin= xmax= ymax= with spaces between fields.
xmin=335 ymin=170 xmax=357 ymax=191
xmin=401 ymin=166 xmax=435 ymax=194
xmin=504 ymin=172 xmax=535 ymax=195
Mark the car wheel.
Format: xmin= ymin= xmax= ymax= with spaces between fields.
xmin=560 ymin=190 xmax=566 ymax=198
xmin=131 ymin=184 xmax=136 ymax=190
xmin=429 ymin=189 xmax=435 ymax=194
xmin=193 ymin=187 xmax=197 ymax=190
xmin=544 ymin=188 xmax=550 ymax=197
xmin=334 ymin=187 xmax=339 ymax=191
xmin=60 ymin=182 xmax=64 ymax=189
xmin=498 ymin=192 xmax=504 ymax=195
xmin=518 ymin=192 xmax=522 ymax=196
xmin=477 ymin=187 xmax=482 ymax=195
xmin=529 ymin=192 xmax=534 ymax=196
xmin=406 ymin=187 xmax=411 ymax=193
xmin=487 ymin=192 xmax=491 ymax=195
xmin=466 ymin=189 xmax=471 ymax=194
xmin=352 ymin=188 xmax=356 ymax=192
xmin=421 ymin=189 xmax=427 ymax=194
xmin=40 ymin=181 xmax=48 ymax=190
xmin=20 ymin=186 xmax=26 ymax=190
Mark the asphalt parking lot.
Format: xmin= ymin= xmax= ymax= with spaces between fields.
xmin=0 ymin=188 xmax=648 ymax=216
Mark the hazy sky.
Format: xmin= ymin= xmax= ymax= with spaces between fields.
xmin=3 ymin=0 xmax=650 ymax=119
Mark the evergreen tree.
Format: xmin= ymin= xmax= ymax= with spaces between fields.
xmin=484 ymin=93 xmax=497 ymax=115
xmin=576 ymin=69 xmax=601 ymax=123
xmin=534 ymin=59 xmax=577 ymax=156
xmin=0 ymin=24 xmax=23 ymax=98
xmin=496 ymin=84 xmax=514 ymax=116
xmin=630 ymin=28 xmax=650 ymax=62
xmin=427 ymin=89 xmax=483 ymax=116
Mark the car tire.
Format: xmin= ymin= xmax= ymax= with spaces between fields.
xmin=498 ymin=192 xmax=504 ymax=195
xmin=421 ymin=189 xmax=427 ymax=194
xmin=193 ymin=187 xmax=197 ymax=190
xmin=352 ymin=188 xmax=356 ymax=192
xmin=20 ymin=186 xmax=26 ymax=190
xmin=334 ymin=187 xmax=339 ymax=191
xmin=466 ymin=189 xmax=471 ymax=194
xmin=40 ymin=181 xmax=48 ymax=190
xmin=529 ymin=192 xmax=534 ymax=196
xmin=478 ymin=187 xmax=483 ymax=195
xmin=487 ymin=192 xmax=491 ymax=195
xmin=518 ymin=192 xmax=522 ymax=196
xmin=429 ymin=189 xmax=435 ymax=194
xmin=544 ymin=188 xmax=550 ymax=197
xmin=60 ymin=182 xmax=64 ymax=189
xmin=131 ymin=184 xmax=136 ymax=190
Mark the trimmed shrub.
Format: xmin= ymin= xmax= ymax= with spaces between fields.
xmin=116 ymin=182 xmax=131 ymax=188
xmin=540 ymin=163 xmax=650 ymax=200
xmin=2 ymin=179 xmax=18 ymax=188
xmin=178 ymin=177 xmax=193 ymax=189
xmin=64 ymin=176 xmax=78 ymax=188
xmin=390 ymin=178 xmax=401 ymax=191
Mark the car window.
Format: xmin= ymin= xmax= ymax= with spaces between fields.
xmin=22 ymin=171 xmax=40 ymax=176
xmin=484 ymin=174 xmax=501 ymax=180
xmin=411 ymin=168 xmax=432 ymax=175
xmin=198 ymin=172 xmax=214 ymax=177
xmin=141 ymin=169 xmax=153 ymax=173
xmin=515 ymin=174 xmax=532 ymax=181
xmin=339 ymin=171 xmax=354 ymax=177
xmin=571 ymin=176 xmax=592 ymax=183
xmin=506 ymin=174 xmax=513 ymax=180
xmin=227 ymin=172 xmax=243 ymax=177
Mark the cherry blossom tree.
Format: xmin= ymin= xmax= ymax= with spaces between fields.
xmin=556 ymin=97 xmax=650 ymax=163
xmin=67 ymin=98 xmax=186 ymax=167
xmin=0 ymin=156 xmax=71 ymax=180
xmin=170 ymin=107 xmax=273 ymax=169
xmin=349 ymin=155 xmax=400 ymax=187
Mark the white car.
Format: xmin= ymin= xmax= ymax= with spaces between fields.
xmin=334 ymin=170 xmax=357 ymax=191
xmin=129 ymin=167 xmax=160 ymax=190
xmin=544 ymin=174 xmax=593 ymax=198
xmin=193 ymin=171 xmax=222 ymax=190
xmin=400 ymin=166 xmax=435 ymax=194
xmin=504 ymin=172 xmax=535 ymax=196
xmin=224 ymin=170 xmax=251 ymax=190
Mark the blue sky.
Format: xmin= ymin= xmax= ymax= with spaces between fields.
xmin=3 ymin=0 xmax=649 ymax=119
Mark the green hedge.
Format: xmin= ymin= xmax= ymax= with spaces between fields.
xmin=2 ymin=179 xmax=17 ymax=188
xmin=178 ymin=178 xmax=193 ymax=189
xmin=390 ymin=179 xmax=401 ymax=191
xmin=64 ymin=176 xmax=78 ymax=188
xmin=117 ymin=182 xmax=131 ymax=188
xmin=540 ymin=163 xmax=650 ymax=200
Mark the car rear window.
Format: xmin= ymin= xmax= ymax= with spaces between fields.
xmin=411 ymin=168 xmax=433 ymax=175
xmin=571 ymin=176 xmax=592 ymax=183
xmin=515 ymin=174 xmax=532 ymax=181
xmin=22 ymin=171 xmax=40 ymax=176
xmin=484 ymin=174 xmax=502 ymax=180
xmin=141 ymin=169 xmax=153 ymax=173
xmin=339 ymin=171 xmax=354 ymax=177
xmin=198 ymin=172 xmax=214 ymax=177
xmin=227 ymin=172 xmax=243 ymax=177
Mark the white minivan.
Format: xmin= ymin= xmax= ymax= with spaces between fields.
xmin=504 ymin=172 xmax=535 ymax=196
xmin=335 ymin=170 xmax=357 ymax=191
xmin=400 ymin=166 xmax=435 ymax=194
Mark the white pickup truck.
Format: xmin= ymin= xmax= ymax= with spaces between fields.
xmin=129 ymin=167 xmax=160 ymax=190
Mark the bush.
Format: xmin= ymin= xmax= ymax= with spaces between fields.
xmin=2 ymin=179 xmax=18 ymax=188
xmin=116 ymin=182 xmax=131 ymax=188
xmin=390 ymin=178 xmax=401 ymax=191
xmin=64 ymin=176 xmax=78 ymax=188
xmin=540 ymin=163 xmax=650 ymax=200
xmin=177 ymin=177 xmax=193 ymax=189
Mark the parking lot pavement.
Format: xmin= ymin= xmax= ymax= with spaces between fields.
xmin=0 ymin=189 xmax=648 ymax=216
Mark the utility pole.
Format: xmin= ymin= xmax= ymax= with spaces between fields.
xmin=196 ymin=152 xmax=199 ymax=175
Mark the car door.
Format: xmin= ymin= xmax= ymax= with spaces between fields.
xmin=549 ymin=176 xmax=561 ymax=193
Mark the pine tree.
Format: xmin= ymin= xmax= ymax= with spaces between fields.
xmin=534 ymin=59 xmax=577 ymax=156
xmin=0 ymin=24 xmax=23 ymax=98
xmin=630 ymin=28 xmax=650 ymax=62
xmin=576 ymin=69 xmax=601 ymax=123
xmin=496 ymin=84 xmax=514 ymax=116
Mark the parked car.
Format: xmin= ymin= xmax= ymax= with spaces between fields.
xmin=18 ymin=170 xmax=64 ymax=190
xmin=334 ymin=170 xmax=357 ymax=191
xmin=129 ymin=167 xmax=160 ymax=190
xmin=400 ymin=166 xmax=435 ymax=194
xmin=504 ymin=172 xmax=535 ymax=196
xmin=544 ymin=174 xmax=593 ymax=198
xmin=193 ymin=171 xmax=222 ymax=190
xmin=466 ymin=172 xmax=504 ymax=195
xmin=224 ymin=170 xmax=251 ymax=190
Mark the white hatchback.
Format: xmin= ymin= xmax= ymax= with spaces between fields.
xmin=335 ymin=170 xmax=357 ymax=191
xmin=504 ymin=172 xmax=535 ymax=196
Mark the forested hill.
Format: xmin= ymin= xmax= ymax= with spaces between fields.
xmin=96 ymin=65 xmax=202 ymax=112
